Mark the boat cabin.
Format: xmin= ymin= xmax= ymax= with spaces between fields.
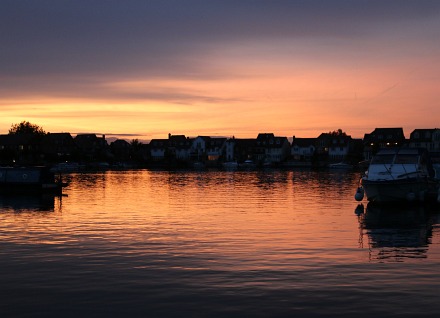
xmin=366 ymin=148 xmax=435 ymax=181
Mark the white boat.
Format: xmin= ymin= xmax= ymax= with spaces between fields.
xmin=356 ymin=148 xmax=440 ymax=203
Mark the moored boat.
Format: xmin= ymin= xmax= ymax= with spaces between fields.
xmin=355 ymin=148 xmax=440 ymax=203
xmin=0 ymin=166 xmax=68 ymax=194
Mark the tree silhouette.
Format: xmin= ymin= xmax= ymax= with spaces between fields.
xmin=328 ymin=128 xmax=347 ymax=136
xmin=130 ymin=139 xmax=143 ymax=150
xmin=8 ymin=121 xmax=46 ymax=136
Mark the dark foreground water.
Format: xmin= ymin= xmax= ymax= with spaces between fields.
xmin=1 ymin=169 xmax=440 ymax=317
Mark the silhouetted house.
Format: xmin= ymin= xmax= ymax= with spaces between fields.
xmin=409 ymin=129 xmax=440 ymax=152
xmin=291 ymin=137 xmax=316 ymax=161
xmin=167 ymin=134 xmax=192 ymax=161
xmin=348 ymin=138 xmax=365 ymax=164
xmin=254 ymin=133 xmax=290 ymax=164
xmin=190 ymin=136 xmax=226 ymax=165
xmin=0 ymin=134 xmax=42 ymax=164
xmin=316 ymin=132 xmax=353 ymax=163
xmin=74 ymin=134 xmax=109 ymax=162
xmin=225 ymin=137 xmax=256 ymax=162
xmin=110 ymin=139 xmax=131 ymax=162
xmin=328 ymin=135 xmax=352 ymax=162
xmin=206 ymin=137 xmax=227 ymax=163
xmin=40 ymin=132 xmax=76 ymax=162
xmin=315 ymin=134 xmax=328 ymax=156
xmin=190 ymin=136 xmax=208 ymax=162
xmin=139 ymin=144 xmax=151 ymax=163
xmin=363 ymin=128 xmax=406 ymax=160
xmin=149 ymin=138 xmax=168 ymax=162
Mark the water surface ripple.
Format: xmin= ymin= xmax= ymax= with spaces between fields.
xmin=1 ymin=170 xmax=440 ymax=317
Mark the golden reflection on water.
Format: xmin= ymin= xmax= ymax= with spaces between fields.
xmin=1 ymin=169 xmax=439 ymax=267
xmin=3 ymin=170 xmax=440 ymax=317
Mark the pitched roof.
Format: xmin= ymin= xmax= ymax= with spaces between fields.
xmin=291 ymin=138 xmax=316 ymax=148
xmin=149 ymin=139 xmax=168 ymax=148
xmin=0 ymin=134 xmax=37 ymax=145
xmin=363 ymin=128 xmax=405 ymax=145
xmin=410 ymin=129 xmax=439 ymax=142
xmin=169 ymin=135 xmax=192 ymax=149
xmin=228 ymin=138 xmax=256 ymax=148
xmin=255 ymin=133 xmax=288 ymax=148
xmin=111 ymin=139 xmax=130 ymax=147
xmin=257 ymin=133 xmax=275 ymax=140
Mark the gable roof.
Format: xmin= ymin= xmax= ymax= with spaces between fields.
xmin=291 ymin=138 xmax=316 ymax=148
xmin=364 ymin=128 xmax=405 ymax=142
xmin=169 ymin=135 xmax=192 ymax=149
xmin=0 ymin=134 xmax=38 ymax=146
xmin=410 ymin=128 xmax=439 ymax=142
xmin=227 ymin=138 xmax=256 ymax=148
xmin=149 ymin=139 xmax=168 ymax=148
xmin=111 ymin=139 xmax=130 ymax=147
xmin=256 ymin=133 xmax=288 ymax=148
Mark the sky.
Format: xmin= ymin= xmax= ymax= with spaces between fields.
xmin=1 ymin=0 xmax=440 ymax=141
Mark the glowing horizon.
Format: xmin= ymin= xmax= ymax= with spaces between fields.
xmin=1 ymin=1 xmax=439 ymax=141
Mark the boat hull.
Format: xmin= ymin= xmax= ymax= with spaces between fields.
xmin=0 ymin=184 xmax=63 ymax=195
xmin=362 ymin=178 xmax=438 ymax=203
xmin=0 ymin=166 xmax=66 ymax=194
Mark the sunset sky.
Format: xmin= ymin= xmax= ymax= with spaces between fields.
xmin=1 ymin=0 xmax=439 ymax=141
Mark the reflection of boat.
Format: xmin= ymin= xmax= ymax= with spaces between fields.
xmin=357 ymin=203 xmax=437 ymax=261
xmin=222 ymin=161 xmax=239 ymax=170
xmin=0 ymin=193 xmax=55 ymax=211
xmin=280 ymin=161 xmax=312 ymax=168
xmin=50 ymin=161 xmax=84 ymax=172
xmin=328 ymin=162 xmax=353 ymax=170
xmin=239 ymin=160 xmax=257 ymax=170
xmin=192 ymin=161 xmax=205 ymax=170
xmin=357 ymin=148 xmax=440 ymax=203
xmin=0 ymin=166 xmax=68 ymax=194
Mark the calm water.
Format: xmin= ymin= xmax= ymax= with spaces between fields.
xmin=1 ymin=169 xmax=440 ymax=317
